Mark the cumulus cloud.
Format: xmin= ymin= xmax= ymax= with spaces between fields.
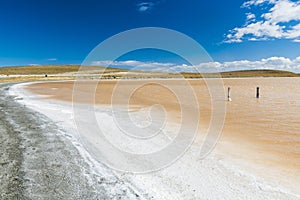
xmin=225 ymin=0 xmax=300 ymax=43
xmin=91 ymin=57 xmax=300 ymax=73
xmin=91 ymin=60 xmax=205 ymax=72
xmin=91 ymin=60 xmax=174 ymax=70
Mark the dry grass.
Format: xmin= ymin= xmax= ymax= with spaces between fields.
xmin=0 ymin=65 xmax=299 ymax=83
xmin=181 ymin=69 xmax=300 ymax=78
xmin=0 ymin=65 xmax=82 ymax=75
xmin=220 ymin=69 xmax=300 ymax=78
xmin=0 ymin=65 xmax=136 ymax=76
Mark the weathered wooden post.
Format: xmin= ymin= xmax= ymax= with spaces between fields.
xmin=256 ymin=87 xmax=260 ymax=98
xmin=228 ymin=87 xmax=232 ymax=101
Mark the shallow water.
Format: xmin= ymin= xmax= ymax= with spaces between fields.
xmin=24 ymin=78 xmax=300 ymax=194
xmin=222 ymin=78 xmax=300 ymax=158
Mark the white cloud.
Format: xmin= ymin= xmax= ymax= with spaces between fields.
xmin=196 ymin=57 xmax=300 ymax=72
xmin=246 ymin=13 xmax=256 ymax=21
xmin=285 ymin=23 xmax=300 ymax=39
xmin=91 ymin=60 xmax=175 ymax=71
xmin=47 ymin=58 xmax=57 ymax=61
xmin=242 ymin=0 xmax=276 ymax=7
xmin=137 ymin=2 xmax=154 ymax=12
xmin=136 ymin=1 xmax=164 ymax=13
xmin=263 ymin=0 xmax=300 ymax=23
xmin=294 ymin=56 xmax=300 ymax=62
xmin=226 ymin=21 xmax=284 ymax=43
xmin=90 ymin=57 xmax=300 ymax=73
xmin=226 ymin=0 xmax=300 ymax=43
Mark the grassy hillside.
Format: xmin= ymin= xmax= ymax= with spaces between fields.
xmin=0 ymin=65 xmax=299 ymax=81
xmin=181 ymin=69 xmax=300 ymax=78
xmin=221 ymin=69 xmax=300 ymax=78
xmin=0 ymin=65 xmax=86 ymax=75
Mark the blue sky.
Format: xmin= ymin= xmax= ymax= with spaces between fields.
xmin=0 ymin=0 xmax=300 ymax=72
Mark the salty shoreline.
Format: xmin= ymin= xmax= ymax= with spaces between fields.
xmin=0 ymin=83 xmax=142 ymax=199
xmin=6 ymin=78 xmax=300 ymax=199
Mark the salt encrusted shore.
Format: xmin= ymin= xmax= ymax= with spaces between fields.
xmin=4 ymin=81 xmax=300 ymax=199
xmin=1 ymin=83 xmax=142 ymax=199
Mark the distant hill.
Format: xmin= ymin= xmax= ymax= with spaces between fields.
xmin=0 ymin=65 xmax=88 ymax=75
xmin=182 ymin=69 xmax=300 ymax=78
xmin=0 ymin=65 xmax=78 ymax=75
xmin=0 ymin=65 xmax=299 ymax=79
xmin=221 ymin=69 xmax=300 ymax=78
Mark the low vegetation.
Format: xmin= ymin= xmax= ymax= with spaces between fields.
xmin=0 ymin=65 xmax=133 ymax=75
xmin=220 ymin=69 xmax=300 ymax=78
xmin=181 ymin=69 xmax=300 ymax=78
xmin=0 ymin=65 xmax=299 ymax=83
xmin=0 ymin=65 xmax=81 ymax=75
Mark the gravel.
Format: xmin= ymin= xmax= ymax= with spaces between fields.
xmin=0 ymin=83 xmax=142 ymax=200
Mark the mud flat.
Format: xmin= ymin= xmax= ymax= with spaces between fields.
xmin=6 ymin=78 xmax=299 ymax=199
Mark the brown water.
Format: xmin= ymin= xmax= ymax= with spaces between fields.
xmin=219 ymin=78 xmax=300 ymax=192
xmin=223 ymin=78 xmax=300 ymax=161
xmin=25 ymin=78 xmax=300 ymax=193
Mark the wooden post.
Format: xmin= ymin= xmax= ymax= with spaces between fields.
xmin=228 ymin=87 xmax=232 ymax=101
xmin=256 ymin=87 xmax=260 ymax=98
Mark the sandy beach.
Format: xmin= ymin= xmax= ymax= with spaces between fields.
xmin=5 ymin=77 xmax=299 ymax=199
